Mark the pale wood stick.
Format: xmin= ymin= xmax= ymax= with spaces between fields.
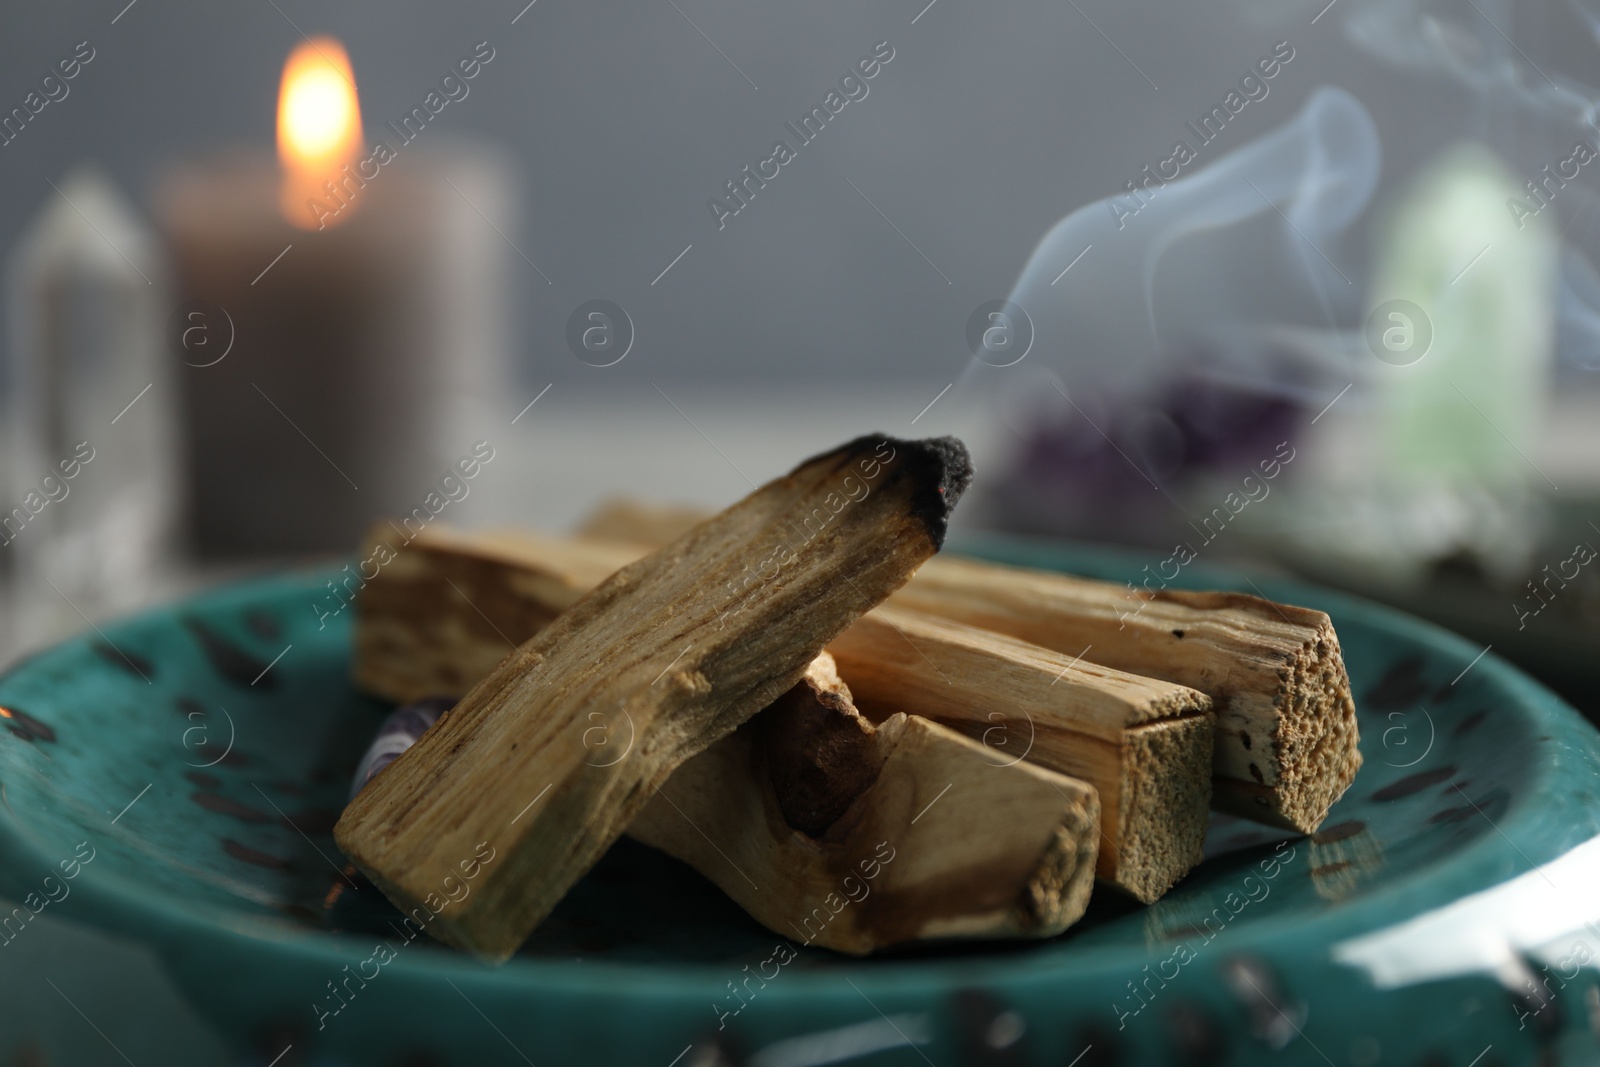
xmin=629 ymin=655 xmax=1101 ymax=953
xmin=335 ymin=435 xmax=973 ymax=961
xmin=893 ymin=557 xmax=1360 ymax=833
xmin=576 ymin=500 xmax=1361 ymax=834
xmin=352 ymin=528 xmax=1211 ymax=903
xmin=351 ymin=527 xmax=635 ymax=703
xmin=827 ymin=607 xmax=1212 ymax=904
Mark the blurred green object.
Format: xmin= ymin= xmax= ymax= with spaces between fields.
xmin=1266 ymin=142 xmax=1600 ymax=712
xmin=1281 ymin=143 xmax=1563 ymax=594
xmin=1372 ymin=142 xmax=1556 ymax=494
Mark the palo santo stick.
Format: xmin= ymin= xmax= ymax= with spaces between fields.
xmin=353 ymin=530 xmax=1210 ymax=902
xmin=827 ymin=607 xmax=1212 ymax=904
xmin=576 ymin=500 xmax=1361 ymax=834
xmin=629 ymin=655 xmax=1101 ymax=953
xmin=892 ymin=557 xmax=1359 ymax=833
xmin=335 ymin=435 xmax=973 ymax=961
xmin=361 ymin=581 xmax=1103 ymax=947
xmin=352 ymin=527 xmax=637 ymax=703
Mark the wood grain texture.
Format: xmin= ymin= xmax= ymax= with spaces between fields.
xmin=578 ymin=501 xmax=1361 ymax=834
xmin=335 ymin=435 xmax=973 ymax=961
xmin=354 ymin=533 xmax=1210 ymax=903
xmin=826 ymin=607 xmax=1212 ymax=903
xmin=351 ymin=527 xmax=636 ymax=703
xmin=629 ymin=655 xmax=1101 ymax=952
xmin=360 ymin=588 xmax=1103 ymax=949
xmin=895 ymin=558 xmax=1360 ymax=833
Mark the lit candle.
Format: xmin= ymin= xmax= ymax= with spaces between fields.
xmin=157 ymin=37 xmax=513 ymax=557
xmin=277 ymin=39 xmax=365 ymax=231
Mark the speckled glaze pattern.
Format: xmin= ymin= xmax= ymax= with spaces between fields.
xmin=0 ymin=537 xmax=1597 ymax=1066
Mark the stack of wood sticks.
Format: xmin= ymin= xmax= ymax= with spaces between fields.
xmin=334 ymin=435 xmax=1360 ymax=962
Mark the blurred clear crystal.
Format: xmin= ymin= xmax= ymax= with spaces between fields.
xmin=4 ymin=167 xmax=177 ymax=657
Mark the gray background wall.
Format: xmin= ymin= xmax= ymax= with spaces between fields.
xmin=5 ymin=0 xmax=1593 ymax=393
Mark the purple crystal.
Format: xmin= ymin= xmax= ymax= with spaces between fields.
xmin=992 ymin=372 xmax=1308 ymax=544
xmin=350 ymin=696 xmax=454 ymax=800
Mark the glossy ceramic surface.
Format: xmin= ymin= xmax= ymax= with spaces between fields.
xmin=1 ymin=536 xmax=1597 ymax=1066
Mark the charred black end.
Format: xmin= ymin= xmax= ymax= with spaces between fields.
xmin=802 ymin=434 xmax=974 ymax=551
xmin=901 ymin=435 xmax=975 ymax=550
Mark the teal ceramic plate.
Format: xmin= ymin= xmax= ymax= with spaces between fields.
xmin=2 ymin=536 xmax=1598 ymax=1067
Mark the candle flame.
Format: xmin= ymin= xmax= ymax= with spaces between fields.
xmin=277 ymin=38 xmax=363 ymax=230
